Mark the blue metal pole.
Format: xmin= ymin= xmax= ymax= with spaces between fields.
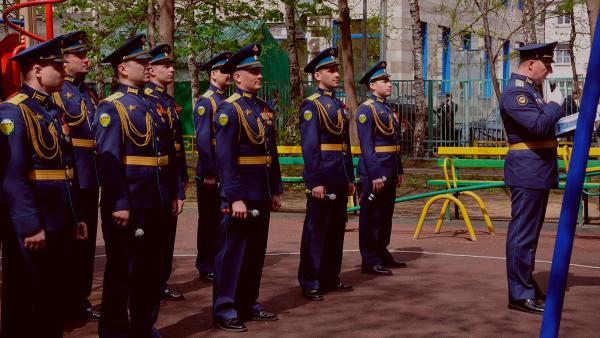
xmin=540 ymin=10 xmax=600 ymax=338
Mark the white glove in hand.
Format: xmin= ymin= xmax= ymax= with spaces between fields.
xmin=547 ymin=88 xmax=564 ymax=106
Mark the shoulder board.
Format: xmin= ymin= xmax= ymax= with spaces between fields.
xmin=4 ymin=93 xmax=28 ymax=105
xmin=256 ymin=97 xmax=267 ymax=104
xmin=306 ymin=93 xmax=321 ymax=102
xmin=202 ymin=90 xmax=214 ymax=98
xmin=103 ymin=91 xmax=125 ymax=103
xmin=515 ymin=79 xmax=525 ymax=87
xmin=225 ymin=93 xmax=241 ymax=103
xmin=362 ymin=99 xmax=375 ymax=106
xmin=144 ymin=88 xmax=159 ymax=98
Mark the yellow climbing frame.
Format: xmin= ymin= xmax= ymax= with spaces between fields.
xmin=414 ymin=158 xmax=495 ymax=242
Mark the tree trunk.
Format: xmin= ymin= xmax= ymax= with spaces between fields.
xmin=92 ymin=8 xmax=105 ymax=98
xmin=148 ymin=0 xmax=156 ymax=48
xmin=284 ymin=0 xmax=304 ymax=131
xmin=588 ymin=0 xmax=599 ymax=42
xmin=159 ymin=0 xmax=175 ymax=95
xmin=338 ymin=0 xmax=359 ymax=145
xmin=408 ymin=0 xmax=427 ymax=157
xmin=522 ymin=0 xmax=537 ymax=43
xmin=475 ymin=0 xmax=501 ymax=100
xmin=568 ymin=7 xmax=581 ymax=99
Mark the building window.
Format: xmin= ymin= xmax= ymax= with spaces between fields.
xmin=554 ymin=49 xmax=571 ymax=64
xmin=557 ymin=15 xmax=571 ymax=25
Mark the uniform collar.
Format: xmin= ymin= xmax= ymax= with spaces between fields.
xmin=65 ymin=75 xmax=84 ymax=86
xmin=209 ymin=83 xmax=225 ymax=96
xmin=236 ymin=86 xmax=256 ymax=100
xmin=369 ymin=93 xmax=386 ymax=103
xmin=118 ymin=83 xmax=144 ymax=97
xmin=148 ymin=81 xmax=166 ymax=95
xmin=22 ymin=84 xmax=49 ymax=105
xmin=317 ymin=86 xmax=335 ymax=97
xmin=512 ymin=73 xmax=535 ymax=87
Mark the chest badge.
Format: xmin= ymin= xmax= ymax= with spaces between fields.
xmin=326 ymin=103 xmax=332 ymax=109
xmin=128 ymin=105 xmax=137 ymax=111
xmin=197 ymin=106 xmax=206 ymax=116
xmin=303 ymin=110 xmax=313 ymax=121
xmin=358 ymin=114 xmax=367 ymax=124
xmin=218 ymin=113 xmax=229 ymax=126
xmin=65 ymin=92 xmax=74 ymax=99
xmin=517 ymin=95 xmax=528 ymax=106
xmin=245 ymin=109 xmax=252 ymax=116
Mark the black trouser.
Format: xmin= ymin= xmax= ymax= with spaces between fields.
xmin=213 ymin=201 xmax=270 ymax=321
xmin=359 ymin=176 xmax=397 ymax=267
xmin=69 ymin=187 xmax=99 ymax=310
xmin=506 ymin=187 xmax=549 ymax=302
xmin=1 ymin=227 xmax=70 ymax=338
xmin=98 ymin=208 xmax=163 ymax=338
xmin=160 ymin=213 xmax=177 ymax=291
xmin=298 ymin=185 xmax=349 ymax=290
xmin=195 ymin=180 xmax=221 ymax=275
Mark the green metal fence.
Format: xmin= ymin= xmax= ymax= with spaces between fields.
xmin=177 ymin=78 xmax=581 ymax=157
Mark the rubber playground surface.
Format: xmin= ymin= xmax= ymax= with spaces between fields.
xmin=43 ymin=190 xmax=600 ymax=338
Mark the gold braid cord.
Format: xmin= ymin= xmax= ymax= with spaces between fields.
xmin=113 ymin=100 xmax=153 ymax=147
xmin=369 ymin=104 xmax=395 ymax=136
xmin=19 ymin=104 xmax=60 ymax=160
xmin=51 ymin=92 xmax=87 ymax=127
xmin=315 ymin=99 xmax=343 ymax=135
xmin=232 ymin=101 xmax=265 ymax=145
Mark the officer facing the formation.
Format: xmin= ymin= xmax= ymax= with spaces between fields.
xmin=212 ymin=43 xmax=282 ymax=332
xmin=194 ymin=51 xmax=232 ymax=283
xmin=95 ymin=34 xmax=180 ymax=337
xmin=145 ymin=43 xmax=187 ymax=302
xmin=500 ymin=42 xmax=565 ymax=314
xmin=356 ymin=61 xmax=406 ymax=276
xmin=298 ymin=47 xmax=355 ymax=302
xmin=50 ymin=30 xmax=101 ymax=322
xmin=0 ymin=36 xmax=88 ymax=338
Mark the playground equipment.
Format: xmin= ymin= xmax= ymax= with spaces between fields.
xmin=0 ymin=0 xmax=64 ymax=98
xmin=413 ymin=157 xmax=495 ymax=242
xmin=541 ymin=8 xmax=600 ymax=337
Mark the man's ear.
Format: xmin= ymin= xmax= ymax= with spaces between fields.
xmin=117 ymin=62 xmax=128 ymax=78
xmin=33 ymin=64 xmax=43 ymax=80
xmin=314 ymin=70 xmax=321 ymax=82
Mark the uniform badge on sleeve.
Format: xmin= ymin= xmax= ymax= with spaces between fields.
xmin=358 ymin=114 xmax=367 ymax=124
xmin=0 ymin=119 xmax=15 ymax=135
xmin=197 ymin=106 xmax=206 ymax=116
xmin=99 ymin=113 xmax=111 ymax=128
xmin=303 ymin=110 xmax=313 ymax=121
xmin=218 ymin=113 xmax=229 ymax=126
xmin=517 ymin=95 xmax=528 ymax=106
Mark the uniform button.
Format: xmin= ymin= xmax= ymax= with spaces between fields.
xmin=158 ymin=152 xmax=161 ymax=156
xmin=156 ymin=137 xmax=160 ymax=141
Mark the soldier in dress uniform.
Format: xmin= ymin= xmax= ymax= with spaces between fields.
xmin=145 ymin=43 xmax=187 ymax=302
xmin=50 ymin=30 xmax=101 ymax=321
xmin=94 ymin=34 xmax=180 ymax=337
xmin=298 ymin=47 xmax=355 ymax=302
xmin=212 ymin=43 xmax=282 ymax=332
xmin=193 ymin=51 xmax=232 ymax=283
xmin=356 ymin=61 xmax=406 ymax=277
xmin=0 ymin=36 xmax=88 ymax=338
xmin=500 ymin=42 xmax=565 ymax=314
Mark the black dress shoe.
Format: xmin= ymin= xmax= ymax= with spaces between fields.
xmin=82 ymin=306 xmax=100 ymax=321
xmin=508 ymin=298 xmax=544 ymax=314
xmin=163 ymin=287 xmax=184 ymax=301
xmin=250 ymin=310 xmax=278 ymax=321
xmin=324 ymin=281 xmax=353 ymax=292
xmin=215 ymin=318 xmax=247 ymax=332
xmin=200 ymin=272 xmax=214 ymax=282
xmin=362 ymin=264 xmax=393 ymax=276
xmin=301 ymin=288 xmax=324 ymax=301
xmin=384 ymin=260 xmax=407 ymax=269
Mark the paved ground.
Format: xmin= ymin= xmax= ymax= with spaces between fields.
xmin=53 ymin=192 xmax=600 ymax=338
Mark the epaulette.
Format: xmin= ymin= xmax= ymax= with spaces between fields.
xmin=225 ymin=92 xmax=241 ymax=103
xmin=256 ymin=97 xmax=267 ymax=105
xmin=4 ymin=93 xmax=28 ymax=105
xmin=362 ymin=99 xmax=375 ymax=106
xmin=103 ymin=91 xmax=125 ymax=103
xmin=202 ymin=90 xmax=214 ymax=98
xmin=515 ymin=79 xmax=525 ymax=88
xmin=144 ymin=88 xmax=159 ymax=98
xmin=306 ymin=93 xmax=320 ymax=102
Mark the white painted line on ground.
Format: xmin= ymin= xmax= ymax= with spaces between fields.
xmin=82 ymin=249 xmax=600 ymax=270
